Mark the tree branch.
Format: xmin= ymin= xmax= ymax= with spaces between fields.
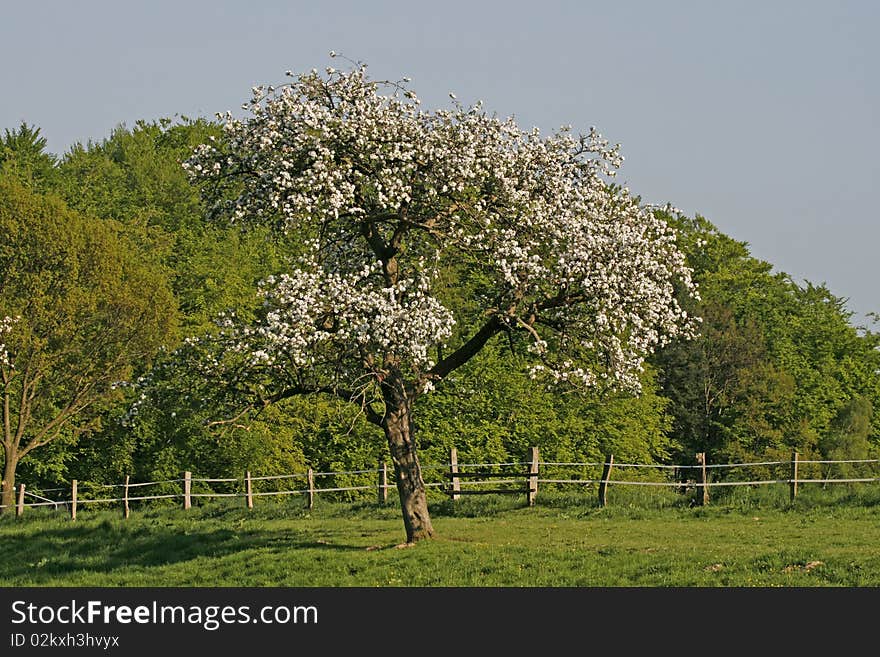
xmin=18 ymin=397 xmax=95 ymax=459
xmin=268 ymin=383 xmax=383 ymax=425
xmin=427 ymin=316 xmax=501 ymax=381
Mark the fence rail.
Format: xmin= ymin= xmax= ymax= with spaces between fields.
xmin=4 ymin=449 xmax=880 ymax=518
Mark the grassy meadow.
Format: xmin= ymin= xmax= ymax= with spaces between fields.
xmin=3 ymin=485 xmax=880 ymax=587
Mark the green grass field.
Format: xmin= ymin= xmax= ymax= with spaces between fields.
xmin=4 ymin=485 xmax=880 ymax=586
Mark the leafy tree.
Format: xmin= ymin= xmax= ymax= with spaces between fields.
xmin=51 ymin=119 xmax=298 ymax=484
xmin=57 ymin=118 xmax=285 ymax=334
xmin=0 ymin=175 xmax=176 ymax=512
xmin=658 ymin=300 xmax=792 ymax=462
xmin=0 ymin=122 xmax=57 ymax=191
xmin=655 ymin=212 xmax=880 ymax=469
xmin=175 ymin=62 xmax=696 ymax=542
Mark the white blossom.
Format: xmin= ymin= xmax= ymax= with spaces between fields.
xmin=183 ymin=63 xmax=697 ymax=396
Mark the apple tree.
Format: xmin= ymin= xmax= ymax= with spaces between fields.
xmin=181 ymin=61 xmax=697 ymax=542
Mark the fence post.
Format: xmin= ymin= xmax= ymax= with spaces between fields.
xmin=790 ymin=451 xmax=799 ymax=502
xmin=16 ymin=483 xmax=25 ymax=517
xmin=696 ymin=452 xmax=709 ymax=505
xmin=183 ymin=471 xmax=191 ymax=510
xmin=70 ymin=480 xmax=77 ymax=521
xmin=598 ymin=454 xmax=614 ymax=508
xmin=449 ymin=448 xmax=461 ymax=501
xmin=307 ymin=468 xmax=315 ymax=509
xmin=245 ymin=470 xmax=254 ymax=509
xmin=527 ymin=446 xmax=539 ymax=506
xmin=377 ymin=460 xmax=388 ymax=505
xmin=123 ymin=475 xmax=130 ymax=519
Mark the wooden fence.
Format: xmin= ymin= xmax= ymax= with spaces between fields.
xmin=4 ymin=449 xmax=880 ymax=519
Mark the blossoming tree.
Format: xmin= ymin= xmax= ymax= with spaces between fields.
xmin=183 ymin=61 xmax=697 ymax=543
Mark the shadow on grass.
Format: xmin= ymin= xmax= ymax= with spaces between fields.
xmin=0 ymin=513 xmax=384 ymax=583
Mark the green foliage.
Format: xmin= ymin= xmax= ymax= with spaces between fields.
xmin=654 ymin=212 xmax=880 ymax=467
xmin=0 ymin=174 xmax=177 ymax=496
xmin=57 ymin=118 xmax=289 ymax=334
xmin=818 ymin=396 xmax=874 ymax=480
xmin=416 ymin=341 xmax=672 ymax=466
xmin=0 ymin=122 xmax=58 ymax=191
xmin=45 ymin=119 xmax=302 ymax=483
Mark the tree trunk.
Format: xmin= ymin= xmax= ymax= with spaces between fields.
xmin=1 ymin=448 xmax=17 ymax=515
xmin=381 ymin=377 xmax=434 ymax=543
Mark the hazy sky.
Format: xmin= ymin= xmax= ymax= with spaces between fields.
xmin=2 ymin=1 xmax=878 ymax=326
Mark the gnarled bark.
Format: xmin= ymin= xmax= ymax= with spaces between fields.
xmin=381 ymin=375 xmax=433 ymax=543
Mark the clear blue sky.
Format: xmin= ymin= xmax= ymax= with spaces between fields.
xmin=3 ymin=0 xmax=878 ymax=326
